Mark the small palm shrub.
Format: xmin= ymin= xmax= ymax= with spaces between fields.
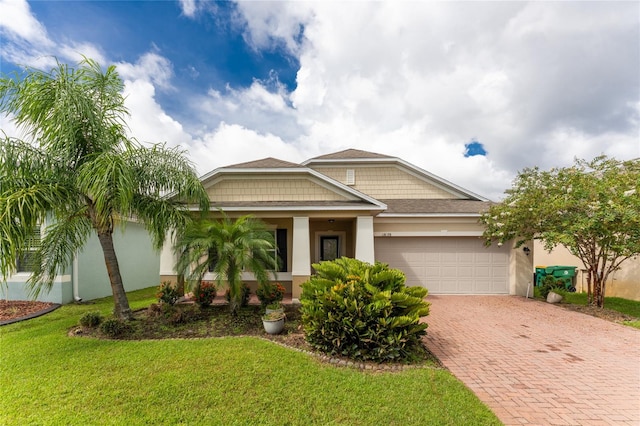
xmin=156 ymin=281 xmax=180 ymax=305
xmin=79 ymin=311 xmax=103 ymax=328
xmin=193 ymin=281 xmax=217 ymax=307
xmin=225 ymin=283 xmax=251 ymax=307
xmin=300 ymin=257 xmax=430 ymax=363
xmin=99 ymin=318 xmax=129 ymax=337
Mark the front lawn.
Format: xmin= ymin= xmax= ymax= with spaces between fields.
xmin=0 ymin=287 xmax=501 ymax=425
xmin=556 ymin=291 xmax=640 ymax=329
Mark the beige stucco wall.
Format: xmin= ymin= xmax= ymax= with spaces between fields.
xmin=510 ymin=241 xmax=535 ymax=297
xmin=206 ymin=177 xmax=350 ymax=202
xmin=311 ymin=165 xmax=453 ymax=199
xmin=534 ymin=240 xmax=640 ymax=301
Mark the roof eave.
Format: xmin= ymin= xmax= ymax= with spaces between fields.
xmin=376 ymin=212 xmax=482 ymax=218
xmin=185 ymin=204 xmax=388 ymax=212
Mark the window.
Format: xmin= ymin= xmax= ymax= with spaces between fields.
xmin=257 ymin=229 xmax=288 ymax=272
xmin=207 ymin=247 xmax=218 ymax=273
xmin=16 ymin=226 xmax=41 ymax=273
xmin=276 ymin=228 xmax=287 ymax=272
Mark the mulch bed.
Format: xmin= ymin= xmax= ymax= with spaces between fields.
xmin=0 ymin=300 xmax=55 ymax=321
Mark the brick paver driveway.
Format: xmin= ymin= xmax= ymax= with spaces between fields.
xmin=423 ymin=295 xmax=639 ymax=426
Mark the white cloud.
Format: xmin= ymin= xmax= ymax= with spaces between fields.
xmin=0 ymin=0 xmax=52 ymax=48
xmin=122 ymin=78 xmax=190 ymax=148
xmin=231 ymin=1 xmax=639 ymax=199
xmin=0 ymin=0 xmax=106 ymax=69
xmin=1 ymin=1 xmax=638 ymax=201
xmin=178 ymin=0 xmax=197 ymax=18
xmin=188 ymin=122 xmax=305 ymax=175
xmin=234 ymin=2 xmax=313 ymax=54
xmin=58 ymin=42 xmax=107 ymax=66
xmin=117 ymin=52 xmax=174 ymax=91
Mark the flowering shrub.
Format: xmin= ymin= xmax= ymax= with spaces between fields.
xmin=193 ymin=281 xmax=217 ymax=307
xmin=256 ymin=282 xmax=285 ymax=307
xmin=156 ymin=281 xmax=180 ymax=305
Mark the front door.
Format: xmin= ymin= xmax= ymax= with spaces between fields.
xmin=320 ymin=236 xmax=340 ymax=261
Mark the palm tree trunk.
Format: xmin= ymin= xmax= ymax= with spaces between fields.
xmin=97 ymin=231 xmax=132 ymax=320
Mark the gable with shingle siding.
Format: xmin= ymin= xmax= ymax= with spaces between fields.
xmin=206 ymin=177 xmax=354 ymax=202
xmin=311 ymin=165 xmax=456 ymax=200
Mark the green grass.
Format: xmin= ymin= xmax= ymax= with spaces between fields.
xmin=0 ymin=287 xmax=501 ymax=425
xmin=549 ymin=289 xmax=640 ymax=329
xmin=558 ymin=291 xmax=640 ymax=316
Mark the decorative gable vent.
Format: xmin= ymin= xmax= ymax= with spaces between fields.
xmin=346 ymin=169 xmax=355 ymax=185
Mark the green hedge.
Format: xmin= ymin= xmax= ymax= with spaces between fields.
xmin=300 ymin=257 xmax=430 ymax=362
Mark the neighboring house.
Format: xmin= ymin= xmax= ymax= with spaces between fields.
xmin=160 ymin=149 xmax=533 ymax=299
xmin=2 ymin=221 xmax=160 ymax=304
xmin=534 ymin=241 xmax=640 ymax=301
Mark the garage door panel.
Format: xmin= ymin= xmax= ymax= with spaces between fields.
xmin=441 ymin=252 xmax=457 ymax=262
xmin=458 ymin=252 xmax=474 ymax=262
xmin=475 ymin=266 xmax=490 ymax=277
xmin=458 ymin=266 xmax=473 ymax=277
xmin=457 ymin=280 xmax=474 ymax=293
xmin=492 ymin=266 xmax=508 ymax=278
xmin=375 ymin=237 xmax=509 ymax=294
xmin=440 ymin=266 xmax=459 ymax=278
xmin=475 ymin=280 xmax=493 ymax=292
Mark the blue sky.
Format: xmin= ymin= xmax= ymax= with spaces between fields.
xmin=1 ymin=0 xmax=639 ymax=200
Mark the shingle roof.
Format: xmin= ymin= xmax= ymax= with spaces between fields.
xmin=226 ymin=157 xmax=302 ymax=169
xmin=307 ymin=149 xmax=390 ymax=161
xmin=379 ymin=199 xmax=495 ymax=215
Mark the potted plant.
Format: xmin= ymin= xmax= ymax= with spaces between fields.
xmin=262 ymin=311 xmax=286 ymax=335
xmin=265 ymin=301 xmax=284 ymax=315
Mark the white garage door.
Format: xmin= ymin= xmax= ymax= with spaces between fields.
xmin=375 ymin=237 xmax=509 ymax=294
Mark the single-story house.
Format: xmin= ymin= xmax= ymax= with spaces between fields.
xmin=2 ymin=221 xmax=160 ymax=304
xmin=160 ymin=148 xmax=533 ymax=299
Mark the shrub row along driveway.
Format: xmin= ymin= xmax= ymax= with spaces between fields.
xmin=423 ymin=295 xmax=639 ymax=426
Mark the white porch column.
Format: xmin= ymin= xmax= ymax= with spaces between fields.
xmin=355 ymin=216 xmax=375 ymax=264
xmin=291 ymin=216 xmax=311 ymax=300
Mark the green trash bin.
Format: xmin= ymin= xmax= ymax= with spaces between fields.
xmin=546 ymin=266 xmax=577 ymax=291
xmin=534 ymin=266 xmax=547 ymax=287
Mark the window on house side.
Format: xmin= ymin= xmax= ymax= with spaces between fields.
xmin=16 ymin=226 xmax=41 ymax=273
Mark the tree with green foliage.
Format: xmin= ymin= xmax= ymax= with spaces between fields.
xmin=175 ymin=213 xmax=277 ymax=314
xmin=0 ymin=58 xmax=209 ymax=319
xmin=300 ymin=257 xmax=430 ymax=362
xmin=481 ymin=156 xmax=640 ymax=308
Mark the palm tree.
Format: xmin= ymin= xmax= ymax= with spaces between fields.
xmin=176 ymin=213 xmax=277 ymax=314
xmin=0 ymin=58 xmax=209 ymax=320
